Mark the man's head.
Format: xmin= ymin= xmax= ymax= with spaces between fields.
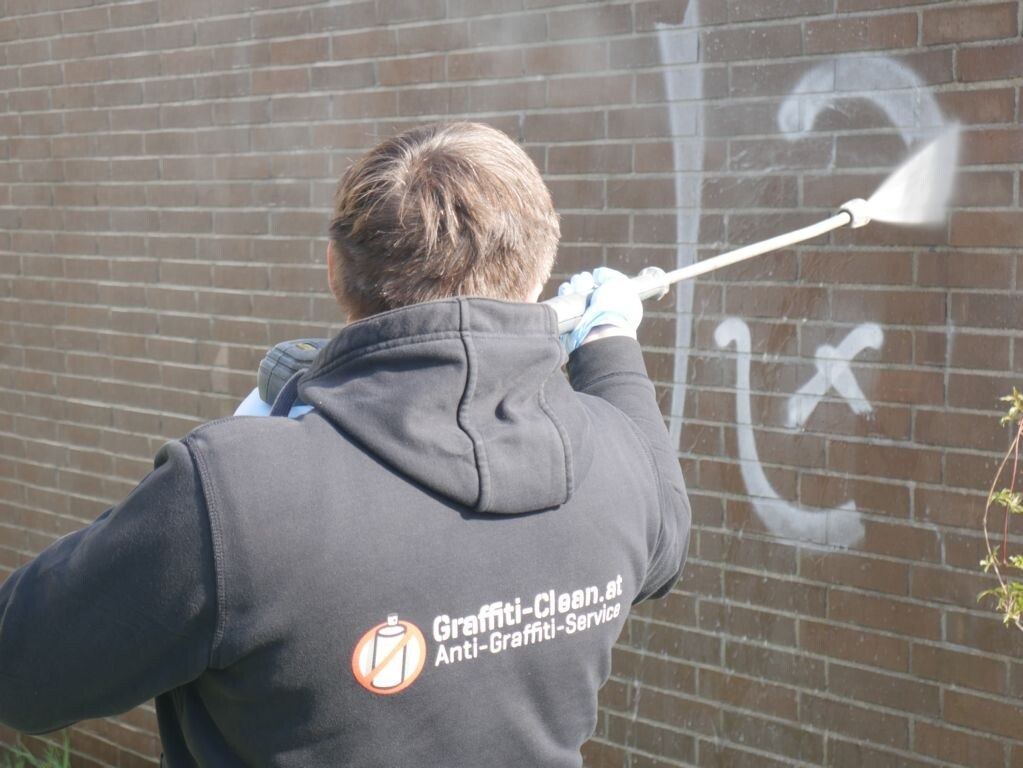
xmin=327 ymin=122 xmax=560 ymax=321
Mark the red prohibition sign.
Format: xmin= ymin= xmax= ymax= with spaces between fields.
xmin=351 ymin=617 xmax=426 ymax=695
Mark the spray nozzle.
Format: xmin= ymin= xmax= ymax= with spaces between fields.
xmin=839 ymin=198 xmax=871 ymax=229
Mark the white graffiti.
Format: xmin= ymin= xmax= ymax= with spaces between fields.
xmin=651 ymin=4 xmax=953 ymax=546
xmin=715 ymin=318 xmax=865 ymax=547
xmin=656 ymin=10 xmax=703 ymax=449
xmin=786 ymin=323 xmax=884 ymax=429
xmin=778 ymin=57 xmax=946 ymax=140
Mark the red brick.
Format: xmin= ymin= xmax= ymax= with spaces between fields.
xmin=252 ymin=68 xmax=310 ymax=94
xmin=379 ymin=54 xmax=446 ymax=85
xmin=61 ymin=6 xmax=110 ymax=33
xmin=949 ymin=332 xmax=1013 ymax=372
xmin=829 ymin=439 xmax=942 ymax=483
xmin=946 ymin=689 xmax=1023 ymax=739
xmin=951 ymin=211 xmax=1023 ymax=248
xmin=800 ymin=473 xmax=910 ymax=517
xmin=805 ymin=13 xmax=918 ymax=54
xmin=829 ymin=663 xmax=940 ymax=716
xmin=948 ymin=610 xmax=1023 ymax=656
xmin=960 ymin=128 xmax=1023 ymax=165
xmin=467 ymin=13 xmax=546 ymax=47
xmin=702 ymin=24 xmax=802 ymax=62
xmin=603 ymin=715 xmax=695 ymax=763
xmin=547 ymin=144 xmax=631 ymax=175
xmin=729 ymin=0 xmax=832 ymax=22
xmin=610 ymin=645 xmax=696 ymax=694
xmin=923 ymin=2 xmax=1018 ymax=45
xmin=721 ymin=710 xmax=823 ymax=763
xmin=269 ymin=35 xmax=330 ymax=65
xmin=143 ymin=22 xmax=195 ymax=50
xmin=914 ymin=721 xmax=1007 ymax=768
xmin=726 ymin=641 xmax=825 ymax=689
xmin=913 ymin=562 xmax=999 ymax=607
xmin=310 ymin=1 xmax=376 ymax=31
xmin=829 ymin=589 xmax=941 ymax=640
xmin=724 ymin=570 xmax=827 ymax=616
xmin=805 ymin=619 xmax=909 ymax=672
xmin=913 ymin=643 xmax=1007 ymax=695
xmin=548 ymin=5 xmax=632 ymax=40
xmin=937 ymin=88 xmax=1016 ymax=126
xmin=252 ymin=9 xmax=311 ymax=38
xmin=916 ymin=482 xmax=986 ymax=531
xmin=15 ymin=12 xmax=62 ymax=39
xmin=959 ymin=40 xmax=1023 ymax=82
xmin=802 ymin=694 xmax=908 ymax=749
xmin=212 ymin=40 xmax=270 ymax=71
xmin=636 ymin=689 xmax=720 ymax=737
xmin=310 ymin=62 xmax=375 ymax=91
xmin=948 ymin=371 xmax=1018 ymax=411
xmin=580 ymin=740 xmax=628 ymax=768
xmin=838 ymin=0 xmax=930 ymax=8
xmin=523 ymin=111 xmax=604 ymax=143
xmin=702 ymin=600 xmax=797 ymax=647
xmin=918 ymin=251 xmax=1015 ymax=291
xmin=525 ymin=41 xmax=607 ymax=75
xmin=547 ymin=74 xmax=632 ymax=108
xmin=915 ymin=408 xmax=1008 ymax=452
xmin=829 ymin=739 xmax=936 ymax=768
xmin=396 ymin=21 xmax=469 ymax=54
xmin=376 ymin=0 xmax=445 ymax=23
xmin=7 ymin=39 xmax=52 ymax=66
xmin=331 ymin=28 xmax=396 ymax=60
xmin=698 ymin=670 xmax=798 ymax=721
xmin=111 ymin=1 xmax=158 ymax=27
xmin=801 ymin=550 xmax=909 ymax=595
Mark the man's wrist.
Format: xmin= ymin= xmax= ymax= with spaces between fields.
xmin=579 ymin=325 xmax=635 ymax=346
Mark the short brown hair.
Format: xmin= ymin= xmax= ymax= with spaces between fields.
xmin=328 ymin=122 xmax=560 ymax=319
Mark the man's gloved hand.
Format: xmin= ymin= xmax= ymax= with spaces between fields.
xmin=558 ymin=267 xmax=643 ymax=354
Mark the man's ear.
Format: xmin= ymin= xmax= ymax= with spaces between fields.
xmin=326 ymin=240 xmax=337 ymax=291
xmin=326 ymin=241 xmax=349 ymax=319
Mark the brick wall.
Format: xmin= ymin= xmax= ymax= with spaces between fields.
xmin=1 ymin=0 xmax=1021 ymax=765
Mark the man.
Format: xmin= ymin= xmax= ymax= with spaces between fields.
xmin=0 ymin=122 xmax=690 ymax=766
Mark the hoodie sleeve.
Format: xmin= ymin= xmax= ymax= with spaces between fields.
xmin=567 ymin=335 xmax=691 ymax=601
xmin=0 ymin=440 xmax=218 ymax=734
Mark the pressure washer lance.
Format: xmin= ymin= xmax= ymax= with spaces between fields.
xmin=545 ymin=198 xmax=871 ymax=335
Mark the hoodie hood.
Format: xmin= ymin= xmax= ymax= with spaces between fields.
xmin=298 ymin=298 xmax=593 ymax=515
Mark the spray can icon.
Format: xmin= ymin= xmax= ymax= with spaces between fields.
xmin=370 ymin=614 xmax=408 ymax=689
xmin=352 ymin=613 xmax=426 ymax=694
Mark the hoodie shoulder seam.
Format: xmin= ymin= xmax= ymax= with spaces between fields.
xmin=183 ymin=435 xmax=228 ymax=668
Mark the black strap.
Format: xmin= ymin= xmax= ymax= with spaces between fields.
xmin=269 ymin=371 xmax=304 ymax=417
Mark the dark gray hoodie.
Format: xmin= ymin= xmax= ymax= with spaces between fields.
xmin=0 ymin=298 xmax=690 ymax=767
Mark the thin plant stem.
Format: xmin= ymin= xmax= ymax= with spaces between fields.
xmin=1004 ymin=418 xmax=1022 ymax=565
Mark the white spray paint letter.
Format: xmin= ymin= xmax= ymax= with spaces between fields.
xmin=715 ymin=318 xmax=865 ymax=548
xmin=787 ymin=323 xmax=884 ymax=429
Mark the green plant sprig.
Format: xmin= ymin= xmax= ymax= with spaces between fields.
xmin=979 ymin=388 xmax=1023 ymax=630
xmin=0 ymin=733 xmax=70 ymax=768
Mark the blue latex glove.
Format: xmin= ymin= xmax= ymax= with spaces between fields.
xmin=558 ymin=267 xmax=643 ymax=354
